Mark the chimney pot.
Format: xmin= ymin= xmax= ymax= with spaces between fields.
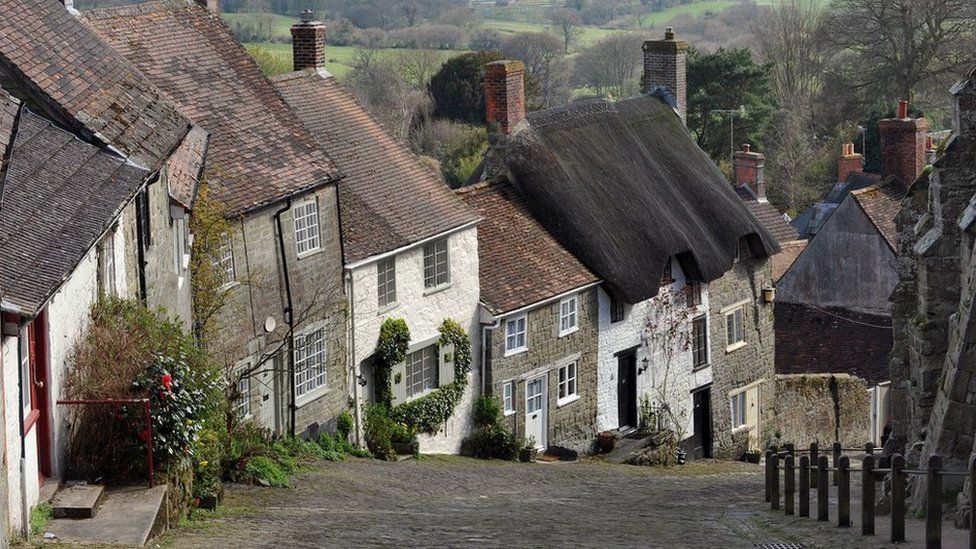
xmin=898 ymin=100 xmax=909 ymax=119
xmin=484 ymin=60 xmax=526 ymax=135
xmin=837 ymin=142 xmax=863 ymax=183
xmin=290 ymin=13 xmax=326 ymax=71
xmin=300 ymin=8 xmax=314 ymax=23
xmin=742 ymin=143 xmax=750 ymax=153
xmin=641 ymin=29 xmax=688 ymax=125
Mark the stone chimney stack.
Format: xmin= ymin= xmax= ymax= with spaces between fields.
xmin=193 ymin=0 xmax=219 ymax=12
xmin=641 ymin=27 xmax=688 ymax=125
xmin=484 ymin=60 xmax=526 ymax=135
xmin=290 ymin=10 xmax=326 ymax=71
xmin=837 ymin=142 xmax=864 ymax=183
xmin=733 ymin=144 xmax=766 ymax=200
xmin=878 ymin=100 xmax=928 ymax=184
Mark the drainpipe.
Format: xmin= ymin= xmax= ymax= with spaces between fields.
xmin=273 ymin=199 xmax=296 ymax=437
xmin=345 ymin=269 xmax=362 ymax=447
xmin=16 ymin=320 xmax=28 ymax=538
xmin=480 ymin=316 xmax=500 ymax=395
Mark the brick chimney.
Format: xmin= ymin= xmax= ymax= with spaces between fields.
xmin=193 ymin=0 xmax=219 ymax=12
xmin=641 ymin=27 xmax=688 ymax=125
xmin=484 ymin=60 xmax=526 ymax=135
xmin=291 ymin=10 xmax=326 ymax=71
xmin=837 ymin=142 xmax=863 ymax=183
xmin=733 ymin=144 xmax=766 ymax=200
xmin=878 ymin=100 xmax=928 ymax=184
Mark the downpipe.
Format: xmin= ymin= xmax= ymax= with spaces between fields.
xmin=273 ymin=199 xmax=297 ymax=437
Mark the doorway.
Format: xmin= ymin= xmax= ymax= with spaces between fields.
xmin=524 ymin=375 xmax=547 ymax=449
xmin=23 ymin=311 xmax=52 ymax=481
xmin=691 ymin=386 xmax=713 ymax=459
xmin=617 ymin=353 xmax=637 ymax=429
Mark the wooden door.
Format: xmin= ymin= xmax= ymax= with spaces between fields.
xmin=617 ymin=354 xmax=637 ymax=429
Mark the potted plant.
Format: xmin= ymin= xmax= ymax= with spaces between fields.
xmin=596 ymin=430 xmax=616 ymax=453
xmin=741 ymin=449 xmax=762 ymax=464
xmin=519 ymin=437 xmax=538 ymax=463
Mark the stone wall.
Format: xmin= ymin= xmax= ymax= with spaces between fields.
xmin=487 ymin=287 xmax=599 ymax=453
xmin=773 ymin=374 xmax=871 ymax=448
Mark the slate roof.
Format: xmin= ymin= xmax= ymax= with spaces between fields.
xmin=775 ymin=302 xmax=892 ymax=386
xmin=502 ymin=94 xmax=779 ymax=304
xmin=457 ymin=180 xmax=599 ymax=314
xmin=83 ymin=1 xmax=342 ymax=214
xmin=734 ymin=186 xmax=799 ymax=245
xmin=0 ymin=89 xmax=18 ymax=186
xmin=271 ymin=69 xmax=480 ymax=263
xmin=850 ymin=177 xmax=906 ymax=251
xmin=0 ymin=0 xmax=191 ymax=170
xmin=0 ymin=109 xmax=148 ymax=316
xmin=165 ymin=126 xmax=208 ymax=209
xmin=792 ymin=172 xmax=882 ymax=238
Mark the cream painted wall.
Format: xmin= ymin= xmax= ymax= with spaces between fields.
xmin=349 ymin=226 xmax=480 ymax=454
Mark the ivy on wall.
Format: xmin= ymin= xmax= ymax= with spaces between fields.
xmin=374 ymin=318 xmax=410 ymax=408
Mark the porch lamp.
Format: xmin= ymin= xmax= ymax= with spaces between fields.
xmin=762 ymin=286 xmax=776 ymax=303
xmin=638 ymin=357 xmax=649 ymax=375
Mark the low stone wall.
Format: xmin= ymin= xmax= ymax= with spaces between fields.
xmin=772 ymin=374 xmax=871 ymax=448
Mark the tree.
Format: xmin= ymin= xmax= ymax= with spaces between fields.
xmin=549 ymin=8 xmax=583 ymax=53
xmin=348 ymin=47 xmax=433 ymax=142
xmin=501 ymin=32 xmax=570 ymax=109
xmin=428 ymin=50 xmax=506 ymax=124
xmin=572 ymin=33 xmax=642 ymax=100
xmin=686 ymin=48 xmax=776 ymax=165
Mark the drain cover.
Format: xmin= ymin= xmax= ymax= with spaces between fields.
xmin=754 ymin=544 xmax=806 ymax=549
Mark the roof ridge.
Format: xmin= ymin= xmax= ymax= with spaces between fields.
xmin=454 ymin=180 xmax=498 ymax=195
xmin=81 ymin=0 xmax=192 ymax=20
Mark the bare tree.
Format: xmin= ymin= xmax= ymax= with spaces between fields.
xmin=573 ymin=33 xmax=642 ymax=99
xmin=392 ymin=49 xmax=444 ymax=88
xmin=347 ymin=48 xmax=433 ymax=142
xmin=501 ymin=32 xmax=570 ymax=108
xmin=641 ymin=286 xmax=695 ymax=444
xmin=756 ymin=0 xmax=827 ymax=118
xmin=550 ymin=8 xmax=583 ymax=53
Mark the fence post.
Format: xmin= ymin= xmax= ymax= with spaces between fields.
xmin=810 ymin=442 xmax=819 ymax=489
xmin=833 ymin=441 xmax=842 ymax=486
xmin=838 ymin=456 xmax=851 ymax=527
xmin=785 ymin=443 xmax=795 ymax=457
xmin=785 ymin=455 xmax=795 ymax=516
xmin=865 ymin=441 xmax=875 ymax=456
xmin=799 ymin=454 xmax=810 ymax=518
xmin=892 ymin=453 xmax=906 ymax=543
xmin=765 ymin=449 xmax=773 ymax=502
xmin=818 ymin=455 xmax=829 ymax=521
xmin=771 ymin=453 xmax=780 ymax=511
xmin=863 ymin=454 xmax=875 ymax=535
xmin=969 ymin=454 xmax=975 ymax=549
xmin=927 ymin=454 xmax=943 ymax=549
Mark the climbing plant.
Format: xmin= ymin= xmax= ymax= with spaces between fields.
xmin=374 ymin=318 xmax=410 ymax=407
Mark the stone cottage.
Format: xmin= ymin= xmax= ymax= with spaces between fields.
xmin=469 ymin=29 xmax=779 ymax=460
xmin=0 ymin=0 xmax=201 ymax=534
xmin=270 ymin=13 xmax=483 ymax=453
xmin=84 ymin=1 xmax=350 ymax=438
xmin=457 ymin=179 xmax=600 ymax=453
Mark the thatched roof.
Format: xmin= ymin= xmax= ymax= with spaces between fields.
xmin=502 ymin=94 xmax=779 ymax=304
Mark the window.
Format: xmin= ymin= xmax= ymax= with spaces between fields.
xmin=661 ymin=257 xmax=674 ymax=285
xmin=234 ymin=366 xmax=251 ymax=418
xmin=610 ymin=294 xmax=625 ymax=323
xmin=137 ymin=189 xmax=151 ymax=248
xmin=557 ymin=362 xmax=578 ymax=404
xmin=735 ymin=237 xmax=750 ymax=262
xmin=216 ymin=242 xmax=235 ymax=285
xmin=692 ymin=316 xmax=708 ymax=368
xmin=725 ymin=306 xmax=745 ymax=349
xmin=293 ymin=199 xmax=321 ymax=256
xmin=295 ymin=328 xmax=327 ymax=398
xmin=502 ymin=381 xmax=515 ymax=415
xmin=97 ymin=232 xmax=116 ymax=297
xmin=423 ymin=238 xmax=449 ymax=289
xmin=687 ymin=282 xmax=702 ymax=307
xmin=559 ymin=295 xmax=578 ymax=336
xmin=505 ymin=315 xmax=527 ymax=354
xmin=730 ymin=391 xmax=747 ymax=429
xmin=377 ymin=257 xmax=396 ymax=308
xmin=405 ymin=345 xmax=438 ymax=397
xmin=19 ymin=326 xmax=31 ymax=416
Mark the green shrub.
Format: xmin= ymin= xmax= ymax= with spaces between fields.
xmin=29 ymin=502 xmax=52 ymax=538
xmin=364 ymin=403 xmax=397 ymax=461
xmin=472 ymin=395 xmax=502 ymax=428
xmin=337 ymin=410 xmax=355 ymax=441
xmin=461 ymin=395 xmax=518 ymax=460
xmin=375 ymin=319 xmax=411 ymax=407
xmin=244 ymin=456 xmax=289 ymax=488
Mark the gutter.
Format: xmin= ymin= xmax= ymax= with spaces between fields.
xmin=343 ymin=218 xmax=481 ymax=271
xmin=273 ymin=198 xmax=297 ymax=437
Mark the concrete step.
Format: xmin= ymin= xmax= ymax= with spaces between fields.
xmin=50 ymin=484 xmax=104 ymax=519
xmin=47 ymin=485 xmax=167 ymax=546
xmin=38 ymin=478 xmax=59 ymax=504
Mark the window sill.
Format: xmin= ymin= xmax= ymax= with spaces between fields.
xmin=731 ymin=425 xmax=751 ymax=434
xmin=725 ymin=341 xmax=747 ymax=354
xmin=296 ymin=247 xmax=323 ymax=260
xmin=218 ymin=281 xmax=240 ymax=293
xmin=377 ymin=302 xmax=400 ymax=316
xmin=503 ymin=346 xmax=528 ymax=358
xmin=503 ymin=409 xmax=516 ymax=417
xmin=295 ymin=385 xmax=329 ymax=408
xmin=182 ymin=254 xmax=191 ymax=269
xmin=423 ymin=282 xmax=452 ymax=297
xmin=557 ymin=394 xmax=580 ymax=408
xmin=692 ymin=362 xmax=711 ymax=372
xmin=558 ymin=326 xmax=579 ymax=338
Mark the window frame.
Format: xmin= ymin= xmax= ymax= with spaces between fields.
xmin=293 ymin=198 xmax=321 ymax=258
xmin=294 ymin=326 xmax=327 ymax=401
xmin=502 ymin=381 xmax=515 ymax=416
xmin=404 ymin=344 xmax=439 ymax=398
xmin=692 ymin=315 xmax=708 ymax=369
xmin=557 ymin=361 xmax=579 ymax=406
xmin=558 ymin=294 xmax=579 ymax=336
xmin=686 ymin=282 xmax=702 ymax=307
xmin=422 ymin=238 xmax=450 ymax=290
xmin=504 ymin=314 xmax=528 ymax=356
xmin=376 ymin=256 xmax=397 ymax=310
xmin=730 ymin=391 xmax=748 ymax=430
xmin=233 ymin=364 xmax=251 ymax=419
xmin=610 ymin=294 xmax=625 ymax=323
xmin=216 ymin=241 xmax=236 ymax=288
xmin=725 ymin=306 xmax=746 ymax=351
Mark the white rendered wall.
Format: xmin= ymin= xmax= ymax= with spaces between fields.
xmin=350 ymin=227 xmax=481 ymax=454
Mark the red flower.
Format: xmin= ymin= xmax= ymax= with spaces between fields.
xmin=161 ymin=373 xmax=173 ymax=391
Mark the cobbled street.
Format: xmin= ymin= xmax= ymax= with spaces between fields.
xmin=156 ymin=456 xmax=956 ymax=549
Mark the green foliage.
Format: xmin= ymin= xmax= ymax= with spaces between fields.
xmin=472 ymin=394 xmax=503 ymax=428
xmin=244 ymin=456 xmax=289 ymax=488
xmin=429 ymin=50 xmax=505 ymax=124
xmin=337 ymin=410 xmax=355 ymax=441
xmin=461 ymin=395 xmax=518 ymax=460
xmin=244 ymin=44 xmax=293 ymax=77
xmin=439 ymin=127 xmax=488 ymax=187
xmin=375 ymin=318 xmax=411 ymax=407
xmin=29 ymin=502 xmax=52 ymax=538
xmin=364 ymin=403 xmax=399 ymax=461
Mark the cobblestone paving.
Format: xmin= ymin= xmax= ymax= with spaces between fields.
xmin=157 ymin=456 xmax=957 ymax=549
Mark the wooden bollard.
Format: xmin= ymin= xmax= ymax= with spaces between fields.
xmin=810 ymin=442 xmax=819 ymax=488
xmin=785 ymin=455 xmax=795 ymax=516
xmin=818 ymin=455 xmax=829 ymax=521
xmin=862 ymin=454 xmax=876 ymax=535
xmin=892 ymin=454 xmax=906 ymax=543
xmin=865 ymin=441 xmax=875 ymax=456
xmin=765 ymin=450 xmax=773 ymax=502
xmin=833 ymin=441 xmax=842 ymax=486
xmin=969 ymin=454 xmax=976 ymax=549
xmin=799 ymin=454 xmax=810 ymax=518
xmin=771 ymin=453 xmax=780 ymax=511
xmin=838 ymin=456 xmax=851 ymax=527
xmin=785 ymin=443 xmax=795 ymax=457
xmin=927 ymin=454 xmax=943 ymax=549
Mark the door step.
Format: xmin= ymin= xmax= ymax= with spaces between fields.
xmin=39 ymin=478 xmax=60 ymax=504
xmin=51 ymin=484 xmax=105 ymax=519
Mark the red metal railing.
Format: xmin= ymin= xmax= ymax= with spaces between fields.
xmin=56 ymin=398 xmax=154 ymax=487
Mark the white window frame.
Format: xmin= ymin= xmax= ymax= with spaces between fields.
xmin=502 ymin=381 xmax=515 ymax=416
xmin=730 ymin=391 xmax=747 ymax=430
xmin=377 ymin=256 xmax=397 ymax=310
xmin=557 ymin=361 xmax=579 ymax=406
xmin=404 ymin=344 xmax=438 ymax=398
xmin=558 ymin=294 xmax=579 ymax=337
xmin=422 ymin=238 xmax=450 ymax=290
xmin=504 ymin=314 xmax=528 ymax=356
xmin=233 ymin=363 xmax=251 ymax=419
xmin=19 ymin=326 xmax=31 ymax=416
xmin=293 ymin=198 xmax=321 ymax=258
xmin=216 ymin=241 xmax=235 ymax=288
xmin=725 ymin=306 xmax=746 ymax=352
xmin=295 ymin=326 xmax=327 ymax=401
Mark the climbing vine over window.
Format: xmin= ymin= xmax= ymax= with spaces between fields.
xmin=374 ymin=318 xmax=410 ymax=408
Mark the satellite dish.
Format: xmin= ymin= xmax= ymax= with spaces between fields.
xmin=264 ymin=316 xmax=277 ymax=333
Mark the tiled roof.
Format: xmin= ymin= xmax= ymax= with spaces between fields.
xmin=271 ymin=69 xmax=480 ymax=263
xmin=851 ymin=177 xmax=906 ymax=251
xmin=774 ymin=302 xmax=892 ymax=386
xmin=166 ymin=126 xmax=208 ymax=208
xmin=0 ymin=109 xmax=148 ymax=316
xmin=0 ymin=0 xmax=190 ymax=169
xmin=771 ymin=239 xmax=807 ymax=281
xmin=792 ymin=172 xmax=883 ymax=238
xmin=735 ymin=186 xmax=799 ymax=245
xmin=457 ymin=180 xmax=599 ymax=315
xmin=83 ymin=1 xmax=342 ymax=214
xmin=0 ymin=89 xmax=18 ymax=177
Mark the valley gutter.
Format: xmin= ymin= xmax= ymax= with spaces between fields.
xmin=273 ymin=198 xmax=297 ymax=437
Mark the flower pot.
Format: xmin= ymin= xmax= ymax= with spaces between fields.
xmin=392 ymin=441 xmax=415 ymax=456
xmin=198 ymin=493 xmax=220 ymax=511
xmin=519 ymin=447 xmax=537 ymax=463
xmin=596 ymin=431 xmax=616 ymax=453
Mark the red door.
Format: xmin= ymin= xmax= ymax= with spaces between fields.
xmin=24 ymin=311 xmax=52 ymax=481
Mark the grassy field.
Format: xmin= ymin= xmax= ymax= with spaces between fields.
xmin=221 ymin=12 xmax=298 ymax=40
xmin=246 ymin=42 xmax=465 ymax=79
